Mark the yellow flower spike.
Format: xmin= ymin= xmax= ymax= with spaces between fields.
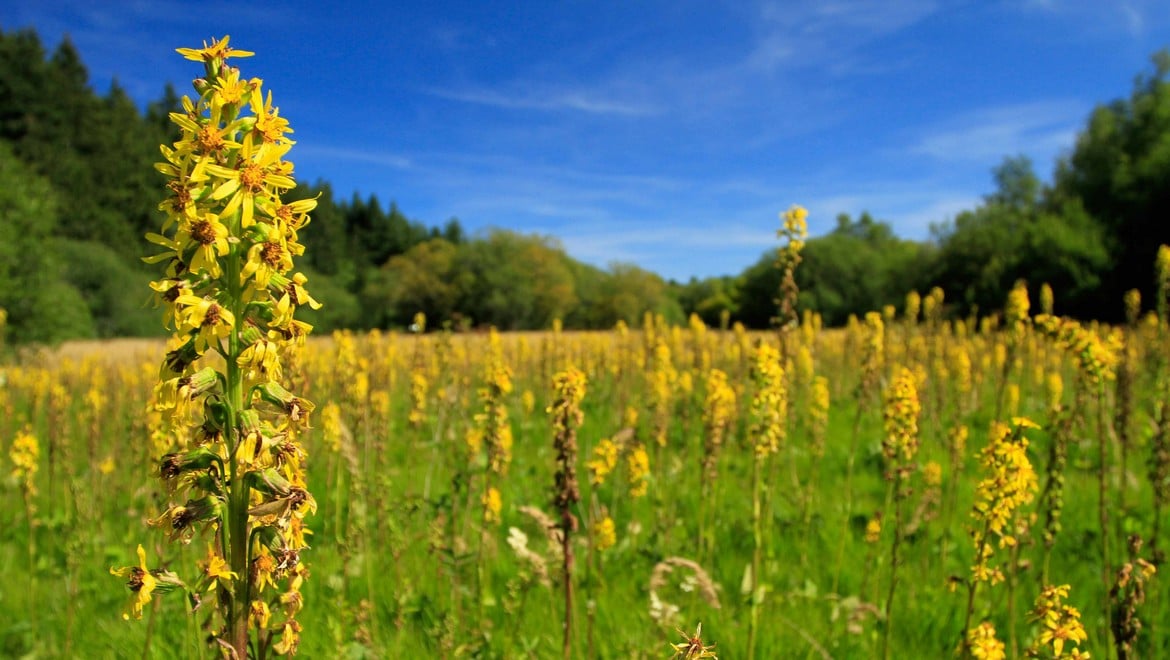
xmin=139 ymin=38 xmax=317 ymax=656
xmin=482 ymin=486 xmax=503 ymax=524
xmin=9 ymin=428 xmax=40 ymax=495
xmin=588 ymin=438 xmax=619 ymax=485
xmin=628 ymin=444 xmax=651 ymax=498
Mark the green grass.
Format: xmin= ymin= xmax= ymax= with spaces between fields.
xmin=1 ymin=326 xmax=1167 ymax=658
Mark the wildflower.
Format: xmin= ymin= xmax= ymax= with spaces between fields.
xmin=923 ymin=461 xmax=942 ymax=488
xmin=748 ymin=343 xmax=786 ymax=456
xmin=882 ymin=367 xmax=920 ymax=465
xmin=129 ymin=37 xmax=318 ymax=656
xmin=9 ymin=428 xmax=39 ymax=497
xmin=408 ymin=368 xmax=428 ymax=427
xmin=702 ymin=368 xmax=736 ymax=481
xmin=593 ymin=516 xmax=617 ymax=552
xmin=199 ymin=543 xmax=237 ymax=594
xmin=588 ymin=438 xmax=619 ymax=485
xmin=1028 ymin=584 xmax=1089 ymax=658
xmin=628 ymin=444 xmax=650 ymax=498
xmin=967 ymin=621 xmax=1006 ymax=660
xmin=905 ymin=290 xmax=921 ymax=324
xmin=1005 ymin=279 xmax=1030 ymax=337
xmin=970 ymin=419 xmax=1039 ymax=583
xmin=176 ymin=35 xmax=254 ymax=63
xmin=483 ymin=486 xmax=502 ymax=524
xmin=670 ymin=622 xmax=718 ymax=659
xmin=864 ymin=515 xmax=882 ymax=544
xmin=109 ymin=545 xmax=184 ymax=621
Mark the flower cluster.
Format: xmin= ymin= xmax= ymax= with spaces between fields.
xmin=588 ymin=437 xmax=619 ymax=485
xmin=1034 ymin=315 xmax=1120 ymax=387
xmin=9 ymin=427 xmax=39 ymax=498
xmin=701 ymin=368 xmax=736 ymax=480
xmin=970 ymin=418 xmax=1039 ymax=584
xmin=1027 ymin=584 xmax=1089 ymax=659
xmin=861 ymin=312 xmax=885 ymax=398
xmin=649 ymin=340 xmax=677 ymax=447
xmin=966 ymin=621 xmax=1006 ymax=660
xmin=748 ymin=343 xmax=787 ymax=457
xmin=477 ymin=329 xmax=514 ymax=475
xmin=774 ymin=204 xmax=809 ymax=330
xmin=116 ymin=36 xmax=318 ymax=656
xmin=628 ymin=444 xmax=651 ymax=498
xmin=808 ymin=375 xmax=830 ymax=457
xmin=549 ymin=366 xmax=587 ymax=531
xmin=882 ymin=367 xmax=921 ymax=467
xmin=1005 ymin=279 xmax=1030 ymax=340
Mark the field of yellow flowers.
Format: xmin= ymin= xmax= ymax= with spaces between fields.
xmin=2 ymin=294 xmax=1169 ymax=658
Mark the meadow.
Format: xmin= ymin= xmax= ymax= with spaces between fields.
xmin=2 ymin=297 xmax=1168 ymax=658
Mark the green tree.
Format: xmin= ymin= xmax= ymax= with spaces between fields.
xmin=457 ymin=230 xmax=579 ymax=329
xmin=1053 ymin=50 xmax=1170 ymax=314
xmin=0 ymin=142 xmax=94 ymax=343
xmin=933 ymin=156 xmax=1109 ymax=318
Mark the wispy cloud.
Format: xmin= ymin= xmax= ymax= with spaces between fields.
xmin=909 ymin=100 xmax=1083 ymax=164
xmin=748 ymin=0 xmax=938 ymax=73
xmin=428 ymin=86 xmax=659 ymax=116
xmin=295 ymin=145 xmax=413 ymax=170
xmin=1010 ymin=0 xmax=1167 ymax=38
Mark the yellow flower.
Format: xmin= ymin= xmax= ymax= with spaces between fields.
xmin=174 ymin=294 xmax=235 ymax=352
xmin=110 ymin=545 xmax=159 ymax=621
xmin=205 ymin=140 xmax=296 ymax=230
xmin=967 ymin=621 xmax=1005 ymax=660
xmin=749 ymin=343 xmax=786 ymax=456
xmin=882 ymin=367 xmax=920 ymax=465
xmin=483 ymin=486 xmax=502 ymax=524
xmin=593 ymin=516 xmax=617 ymax=552
xmin=200 ymin=543 xmax=238 ymax=594
xmin=9 ymin=428 xmax=39 ymax=495
xmin=271 ymin=620 xmax=302 ymax=655
xmin=176 ymin=35 xmax=254 ymax=63
xmin=588 ymin=438 xmax=619 ymax=485
xmin=249 ymin=599 xmax=271 ymax=630
xmin=923 ymin=461 xmax=942 ymax=487
xmin=1029 ymin=584 xmax=1089 ymax=658
xmin=628 ymin=444 xmax=651 ymax=498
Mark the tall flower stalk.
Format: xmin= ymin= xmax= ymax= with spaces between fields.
xmin=880 ymin=368 xmax=920 ymax=660
xmin=113 ymin=37 xmax=320 ymax=658
xmin=746 ymin=342 xmax=786 ymax=660
xmin=548 ymin=366 xmax=587 ymax=660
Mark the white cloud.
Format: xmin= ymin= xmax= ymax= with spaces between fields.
xmin=428 ymin=85 xmax=659 ymax=117
xmin=909 ymin=100 xmax=1084 ymax=164
xmin=749 ymin=0 xmax=938 ymax=73
xmin=296 ymin=145 xmax=413 ymax=170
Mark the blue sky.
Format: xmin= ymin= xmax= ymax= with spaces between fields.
xmin=3 ymin=1 xmax=1169 ymax=281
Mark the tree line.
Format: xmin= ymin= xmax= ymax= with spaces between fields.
xmin=1 ymin=27 xmax=1167 ymax=343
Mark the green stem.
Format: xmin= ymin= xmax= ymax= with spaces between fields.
xmin=882 ymin=478 xmax=903 ymax=660
xmin=832 ymin=400 xmax=866 ymax=595
xmin=225 ymin=209 xmax=250 ymax=659
xmin=748 ymin=454 xmax=763 ymax=660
